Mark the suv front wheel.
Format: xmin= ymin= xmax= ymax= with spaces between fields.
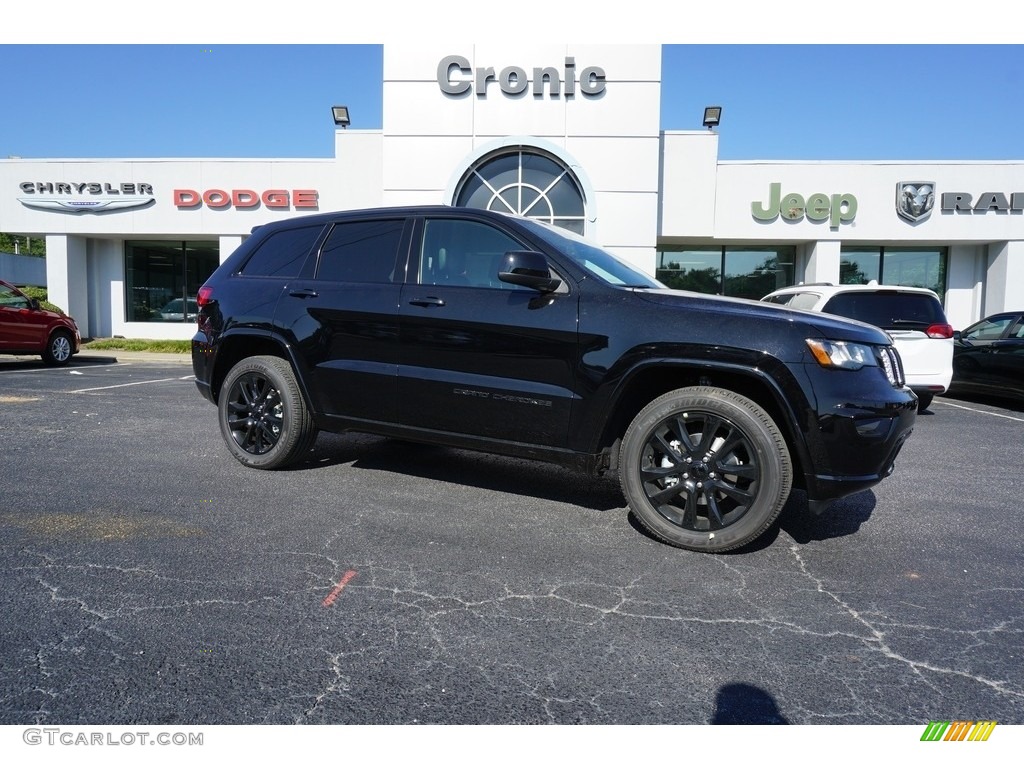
xmin=218 ymin=356 xmax=318 ymax=469
xmin=619 ymin=387 xmax=792 ymax=553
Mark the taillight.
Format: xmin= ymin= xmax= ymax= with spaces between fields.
xmin=197 ymin=285 xmax=214 ymax=308
xmin=925 ymin=323 xmax=954 ymax=339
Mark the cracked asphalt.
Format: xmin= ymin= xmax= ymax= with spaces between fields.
xmin=1 ymin=353 xmax=1022 ymax=725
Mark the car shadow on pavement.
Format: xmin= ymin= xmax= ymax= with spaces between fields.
xmin=778 ymin=489 xmax=876 ymax=544
xmin=301 ymin=432 xmax=626 ymax=512
xmin=296 ymin=433 xmax=877 ymax=541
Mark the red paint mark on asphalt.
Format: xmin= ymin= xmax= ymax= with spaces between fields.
xmin=322 ymin=569 xmax=358 ymax=607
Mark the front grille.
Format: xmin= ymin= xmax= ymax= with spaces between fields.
xmin=877 ymin=346 xmax=905 ymax=387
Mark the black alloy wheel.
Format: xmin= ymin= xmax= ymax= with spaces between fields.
xmin=620 ymin=387 xmax=791 ymax=553
xmin=218 ymin=356 xmax=317 ymax=469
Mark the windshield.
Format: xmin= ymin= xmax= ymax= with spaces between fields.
xmin=517 ymin=218 xmax=662 ymax=288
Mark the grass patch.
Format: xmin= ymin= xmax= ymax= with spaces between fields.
xmin=83 ymin=338 xmax=192 ymax=354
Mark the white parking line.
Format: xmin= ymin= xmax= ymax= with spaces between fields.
xmin=71 ymin=378 xmax=178 ymax=393
xmin=0 ymin=362 xmax=134 ymax=376
xmin=939 ymin=400 xmax=1024 ymax=422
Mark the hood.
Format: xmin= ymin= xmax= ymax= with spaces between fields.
xmin=635 ymin=288 xmax=893 ymax=346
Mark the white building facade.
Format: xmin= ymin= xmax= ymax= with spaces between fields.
xmin=1 ymin=44 xmax=1021 ymax=339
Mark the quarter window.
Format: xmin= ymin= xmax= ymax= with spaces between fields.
xmin=241 ymin=225 xmax=323 ymax=278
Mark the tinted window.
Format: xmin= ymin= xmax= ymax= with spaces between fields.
xmin=0 ymin=284 xmax=30 ymax=309
xmin=765 ymin=292 xmax=822 ymax=311
xmin=418 ymin=218 xmax=525 ymax=289
xmin=963 ymin=315 xmax=1016 ymax=341
xmin=316 ymin=219 xmax=404 ymax=284
xmin=822 ymin=292 xmax=945 ymax=330
xmin=241 ymin=225 xmax=323 ymax=277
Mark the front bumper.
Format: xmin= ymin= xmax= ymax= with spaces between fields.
xmin=800 ymin=366 xmax=918 ymax=512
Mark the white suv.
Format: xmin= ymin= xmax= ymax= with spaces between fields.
xmin=762 ymin=283 xmax=953 ymax=412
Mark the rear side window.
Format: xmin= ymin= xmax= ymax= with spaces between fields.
xmin=766 ymin=292 xmax=822 ymax=311
xmin=316 ymin=219 xmax=405 ymax=284
xmin=822 ymin=292 xmax=945 ymax=330
xmin=240 ymin=225 xmax=323 ymax=277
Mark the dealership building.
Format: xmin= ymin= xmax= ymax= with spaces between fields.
xmin=2 ymin=44 xmax=1022 ymax=340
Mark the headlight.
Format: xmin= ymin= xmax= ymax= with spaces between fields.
xmin=805 ymin=339 xmax=876 ymax=370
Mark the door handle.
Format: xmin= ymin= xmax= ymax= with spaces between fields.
xmin=289 ymin=288 xmax=319 ymax=298
xmin=409 ymin=297 xmax=446 ymax=307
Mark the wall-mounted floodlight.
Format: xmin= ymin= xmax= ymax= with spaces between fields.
xmin=332 ymin=106 xmax=351 ymax=128
xmin=702 ymin=106 xmax=722 ymax=130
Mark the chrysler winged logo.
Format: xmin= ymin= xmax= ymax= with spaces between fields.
xmin=896 ymin=181 xmax=935 ymax=223
xmin=18 ymin=196 xmax=154 ymax=214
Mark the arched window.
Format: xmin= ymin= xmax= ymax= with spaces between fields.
xmin=454 ymin=148 xmax=586 ymax=234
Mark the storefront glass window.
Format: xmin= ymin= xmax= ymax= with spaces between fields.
xmin=882 ymin=249 xmax=947 ymax=298
xmin=657 ymin=246 xmax=795 ymax=299
xmin=724 ymin=248 xmax=796 ymax=299
xmin=656 ymin=248 xmax=722 ymax=293
xmin=455 ymin=148 xmax=586 ymax=234
xmin=840 ymin=247 xmax=881 ymax=284
xmin=840 ymin=246 xmax=947 ymax=301
xmin=125 ymin=241 xmax=219 ymax=322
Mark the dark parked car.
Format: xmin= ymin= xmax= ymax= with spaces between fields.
xmin=949 ymin=312 xmax=1024 ymax=401
xmin=191 ymin=206 xmax=917 ymax=553
xmin=0 ymin=279 xmax=81 ymax=366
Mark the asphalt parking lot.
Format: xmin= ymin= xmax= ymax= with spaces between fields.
xmin=1 ymin=352 xmax=1022 ymax=726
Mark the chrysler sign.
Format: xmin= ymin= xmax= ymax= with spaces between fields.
xmin=18 ymin=181 xmax=154 ymax=213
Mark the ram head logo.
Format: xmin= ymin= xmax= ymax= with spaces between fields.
xmin=896 ymin=182 xmax=935 ymax=223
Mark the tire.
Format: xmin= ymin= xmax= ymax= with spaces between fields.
xmin=915 ymin=392 xmax=934 ymax=412
xmin=218 ymin=355 xmax=317 ymax=469
xmin=619 ymin=386 xmax=792 ymax=553
xmin=42 ymin=330 xmax=74 ymax=366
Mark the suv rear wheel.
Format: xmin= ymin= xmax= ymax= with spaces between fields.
xmin=218 ymin=356 xmax=317 ymax=469
xmin=619 ymin=387 xmax=792 ymax=553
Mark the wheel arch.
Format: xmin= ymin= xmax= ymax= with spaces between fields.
xmin=209 ymin=331 xmax=304 ymax=405
xmin=596 ymin=361 xmax=810 ymax=489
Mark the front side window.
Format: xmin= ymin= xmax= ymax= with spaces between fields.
xmin=455 ymin=148 xmax=586 ymax=234
xmin=0 ymin=283 xmax=30 ymax=309
xmin=963 ymin=315 xmax=1016 ymax=341
xmin=125 ymin=240 xmax=218 ymax=322
xmin=418 ymin=219 xmax=525 ymax=289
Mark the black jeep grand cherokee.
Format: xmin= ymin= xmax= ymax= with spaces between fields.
xmin=192 ymin=206 xmax=916 ymax=553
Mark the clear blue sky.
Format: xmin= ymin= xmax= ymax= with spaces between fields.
xmin=2 ymin=42 xmax=1021 ymax=162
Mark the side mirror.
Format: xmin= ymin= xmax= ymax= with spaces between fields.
xmin=498 ymin=250 xmax=561 ymax=293
xmin=952 ymin=330 xmax=962 ymax=342
xmin=29 ymin=298 xmax=41 ymax=310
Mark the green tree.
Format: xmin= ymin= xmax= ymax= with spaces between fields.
xmin=0 ymin=233 xmax=46 ymax=257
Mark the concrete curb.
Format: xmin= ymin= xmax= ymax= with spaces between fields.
xmin=76 ymin=350 xmax=193 ymax=364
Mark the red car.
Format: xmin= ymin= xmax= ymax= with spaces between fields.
xmin=0 ymin=279 xmax=81 ymax=366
